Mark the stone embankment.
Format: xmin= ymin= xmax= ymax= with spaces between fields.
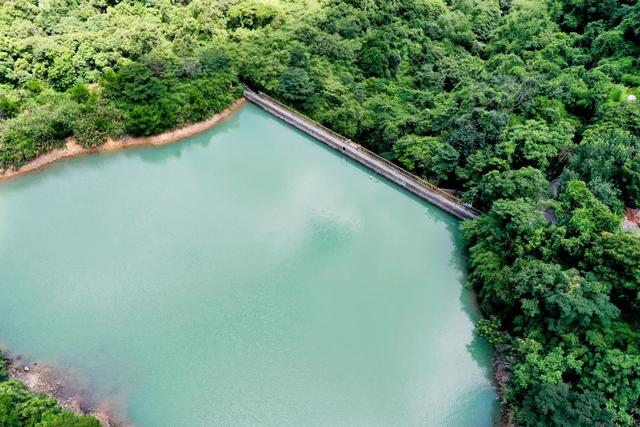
xmin=244 ymin=88 xmax=480 ymax=220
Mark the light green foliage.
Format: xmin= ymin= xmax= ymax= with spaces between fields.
xmin=556 ymin=180 xmax=619 ymax=254
xmin=228 ymin=1 xmax=279 ymax=30
xmin=1 ymin=0 xmax=639 ymax=423
xmin=499 ymin=119 xmax=575 ymax=172
xmin=0 ymin=354 xmax=99 ymax=427
xmin=0 ymin=96 xmax=78 ymax=169
xmin=392 ymin=135 xmax=458 ymax=182
xmin=511 ymin=340 xmax=578 ymax=395
xmin=469 ymin=167 xmax=549 ymax=210
xmin=0 ymin=0 xmax=239 ymax=169
xmin=569 ymin=125 xmax=640 ymax=210
xmin=463 ymin=199 xmax=548 ymax=263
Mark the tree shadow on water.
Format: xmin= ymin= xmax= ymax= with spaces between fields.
xmin=460 ymin=285 xmax=499 ymax=387
xmin=121 ymin=112 xmax=244 ymax=166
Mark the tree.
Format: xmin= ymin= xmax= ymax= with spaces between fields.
xmin=499 ymin=119 xmax=575 ymax=172
xmin=621 ymin=155 xmax=640 ymax=207
xmin=279 ymin=67 xmax=314 ymax=106
xmin=518 ymin=383 xmax=615 ymax=427
xmin=1 ymin=0 xmax=639 ymax=423
xmin=470 ymin=167 xmax=549 ymax=211
xmin=227 ymin=1 xmax=278 ymax=30
xmin=357 ymin=32 xmax=399 ymax=78
xmin=553 ymin=180 xmax=620 ymax=259
xmin=104 ymin=63 xmax=166 ymax=106
xmin=392 ymin=135 xmax=459 ymax=181
xmin=585 ymin=232 xmax=640 ymax=317
xmin=462 ymin=198 xmax=548 ymax=263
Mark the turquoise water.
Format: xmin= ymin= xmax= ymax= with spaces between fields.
xmin=0 ymin=104 xmax=497 ymax=426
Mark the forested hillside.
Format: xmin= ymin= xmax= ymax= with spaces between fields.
xmin=1 ymin=0 xmax=639 ymax=425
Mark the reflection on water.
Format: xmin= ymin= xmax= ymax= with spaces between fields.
xmin=0 ymin=104 xmax=498 ymax=426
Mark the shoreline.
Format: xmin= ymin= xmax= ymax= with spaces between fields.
xmin=0 ymin=98 xmax=246 ymax=426
xmin=0 ymin=97 xmax=246 ymax=181
xmin=5 ymin=354 xmax=122 ymax=426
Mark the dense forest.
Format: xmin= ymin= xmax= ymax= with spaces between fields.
xmin=1 ymin=0 xmax=639 ymax=425
xmin=0 ymin=352 xmax=99 ymax=426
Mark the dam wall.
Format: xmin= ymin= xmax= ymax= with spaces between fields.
xmin=244 ymin=88 xmax=480 ymax=220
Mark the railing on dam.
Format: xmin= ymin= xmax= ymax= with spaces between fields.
xmin=244 ymin=87 xmax=481 ymax=220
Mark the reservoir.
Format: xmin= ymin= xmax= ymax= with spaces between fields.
xmin=0 ymin=103 xmax=498 ymax=425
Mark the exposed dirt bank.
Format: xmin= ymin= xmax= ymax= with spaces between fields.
xmin=5 ymin=354 xmax=125 ymax=426
xmin=0 ymin=98 xmax=246 ymax=181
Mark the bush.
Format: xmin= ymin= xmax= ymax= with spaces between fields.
xmin=0 ymin=379 xmax=99 ymax=427
xmin=73 ymin=101 xmax=125 ymax=147
xmin=227 ymin=1 xmax=279 ymax=30
xmin=0 ymin=99 xmax=78 ymax=169
xmin=0 ymin=353 xmax=6 ymax=382
xmin=518 ymin=383 xmax=615 ymax=427
xmin=392 ymin=135 xmax=459 ymax=182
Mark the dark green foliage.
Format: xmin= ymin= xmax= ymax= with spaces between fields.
xmin=105 ymin=63 xmax=167 ymax=106
xmin=518 ymin=383 xmax=615 ymax=427
xmin=357 ymin=32 xmax=399 ymax=78
xmin=73 ymin=101 xmax=125 ymax=148
xmin=585 ymin=232 xmax=640 ymax=317
xmin=392 ymin=135 xmax=458 ymax=182
xmin=468 ymin=167 xmax=549 ymax=211
xmin=621 ymin=155 xmax=640 ymax=207
xmin=0 ymin=95 xmax=20 ymax=120
xmin=279 ymin=68 xmax=314 ymax=106
xmin=103 ymin=59 xmax=238 ymax=137
xmin=0 ymin=354 xmax=6 ymax=382
xmin=1 ymin=0 xmax=639 ymax=423
xmin=201 ymin=50 xmax=233 ymax=75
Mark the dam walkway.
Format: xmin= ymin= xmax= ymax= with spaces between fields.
xmin=244 ymin=88 xmax=481 ymax=220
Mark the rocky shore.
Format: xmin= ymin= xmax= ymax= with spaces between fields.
xmin=5 ymin=354 xmax=122 ymax=426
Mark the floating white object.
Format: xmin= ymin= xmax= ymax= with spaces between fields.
xmin=628 ymin=94 xmax=637 ymax=103
xmin=24 ymin=366 xmax=29 ymax=372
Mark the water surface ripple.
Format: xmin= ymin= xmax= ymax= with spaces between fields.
xmin=0 ymin=104 xmax=498 ymax=426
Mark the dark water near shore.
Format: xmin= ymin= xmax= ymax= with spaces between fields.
xmin=0 ymin=104 xmax=498 ymax=425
